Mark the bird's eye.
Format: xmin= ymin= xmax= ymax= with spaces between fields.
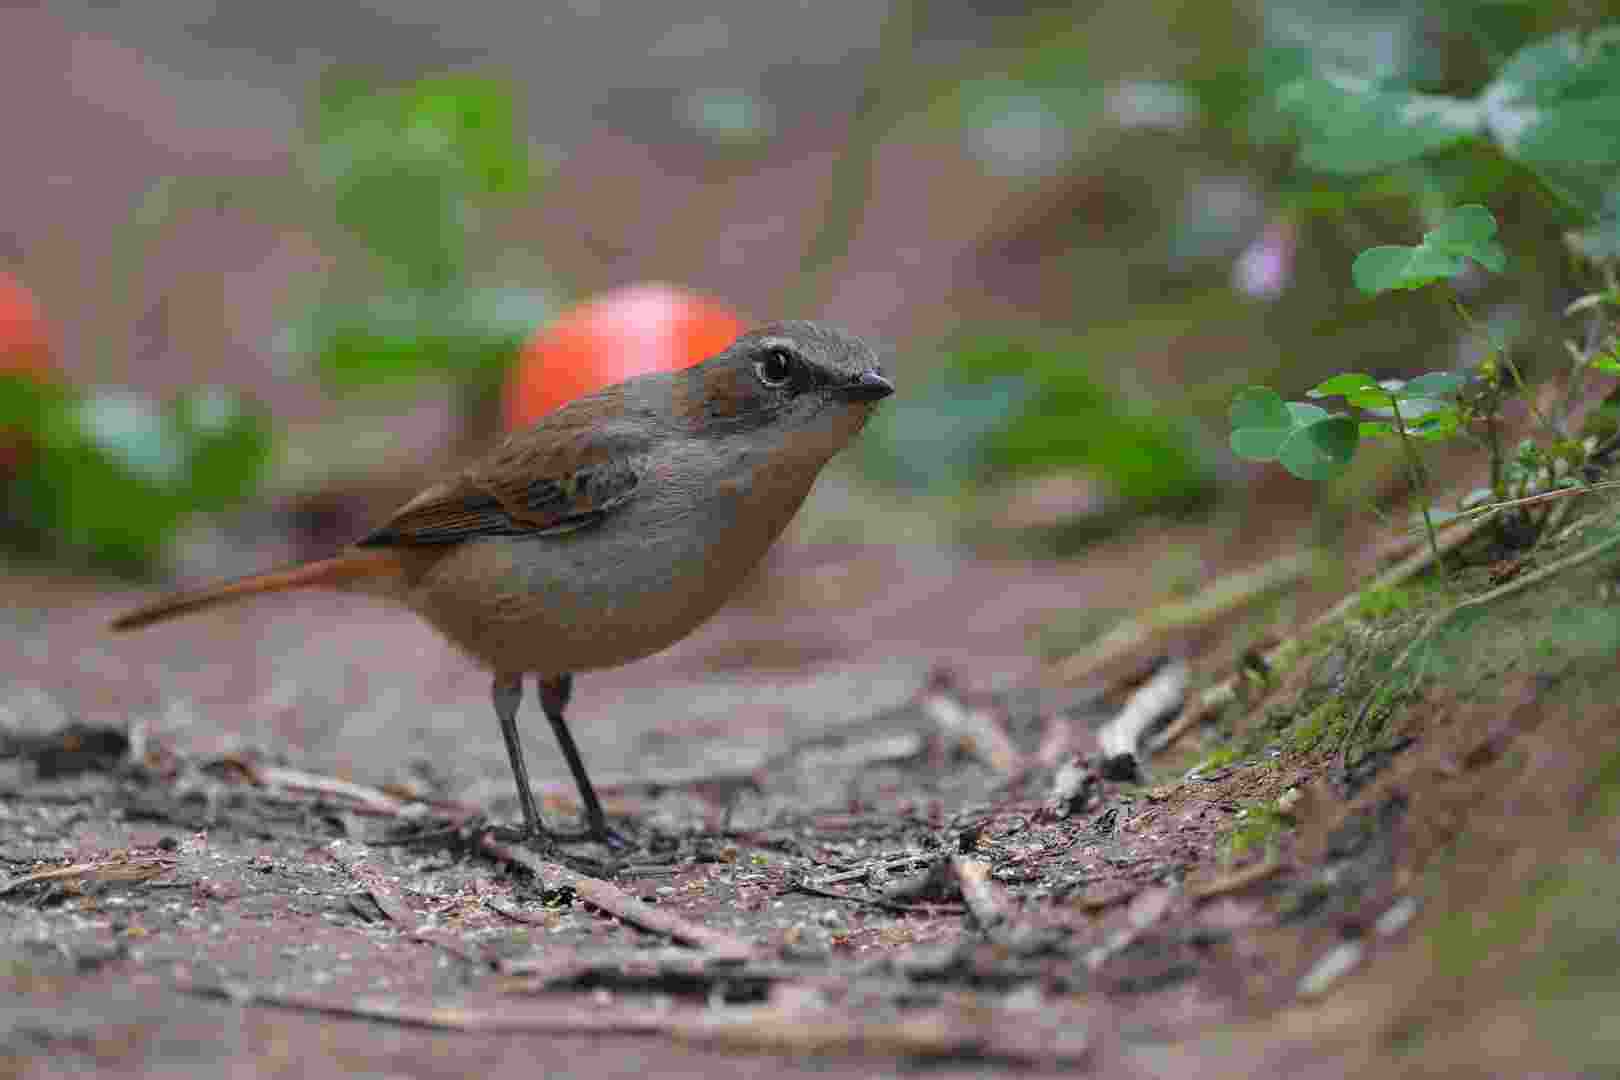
xmin=755 ymin=347 xmax=796 ymax=388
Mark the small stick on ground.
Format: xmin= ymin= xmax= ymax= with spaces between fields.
xmin=1043 ymin=755 xmax=1099 ymax=820
xmin=477 ymin=835 xmax=755 ymax=959
xmin=182 ymin=981 xmax=679 ymax=1034
xmin=214 ymin=758 xmax=431 ymax=818
xmin=1097 ymin=658 xmax=1188 ymax=759
xmin=951 ymin=856 xmax=1010 ymax=930
xmin=178 ymin=982 xmax=1083 ymax=1063
xmin=1191 ymin=855 xmax=1284 ymax=901
xmin=921 ymin=674 xmax=1024 ymax=776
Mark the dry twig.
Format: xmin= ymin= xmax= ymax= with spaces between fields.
xmin=477 ymin=835 xmax=755 ymax=959
xmin=1190 ymin=855 xmax=1284 ymax=901
xmin=921 ymin=680 xmax=1024 ymax=776
xmin=951 ymin=856 xmax=1011 ymax=930
xmin=1097 ymin=659 xmax=1188 ymax=759
xmin=0 ymin=853 xmax=177 ymax=896
xmin=179 ymin=981 xmax=1085 ymax=1064
xmin=1043 ymin=755 xmax=1099 ymax=820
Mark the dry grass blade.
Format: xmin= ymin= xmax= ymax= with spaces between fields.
xmin=1047 ymin=550 xmax=1317 ymax=686
xmin=1150 ymin=516 xmax=1489 ymax=752
xmin=1339 ymin=518 xmax=1620 ymax=769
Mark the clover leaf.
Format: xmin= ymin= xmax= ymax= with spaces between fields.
xmin=1352 ymin=205 xmax=1507 ymax=294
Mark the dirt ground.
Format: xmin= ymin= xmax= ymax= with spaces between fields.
xmin=5 ymin=498 xmax=1620 ymax=1078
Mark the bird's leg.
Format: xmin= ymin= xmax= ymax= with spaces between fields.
xmin=492 ymin=673 xmax=544 ymax=838
xmin=538 ymin=673 xmax=613 ymax=842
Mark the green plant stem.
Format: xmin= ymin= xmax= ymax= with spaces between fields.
xmin=1389 ymin=395 xmax=1446 ymax=580
xmin=1482 ymin=387 xmax=1504 ymax=498
xmin=1448 ymin=291 xmax=1563 ymax=440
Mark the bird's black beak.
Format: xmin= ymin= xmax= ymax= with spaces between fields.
xmin=835 ymin=369 xmax=895 ymax=403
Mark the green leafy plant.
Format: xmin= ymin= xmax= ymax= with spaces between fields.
xmin=1350 ymin=205 xmax=1507 ymax=293
xmin=1230 ymin=205 xmax=1511 ymax=564
xmin=1230 ymin=206 xmax=1499 ymax=471
xmin=15 ymin=73 xmax=549 ymax=575
xmin=1234 ymin=200 xmax=1620 ymax=570
xmin=869 ymin=332 xmax=1217 ymax=517
xmin=1228 ymin=386 xmax=1359 ymax=483
xmin=1 ymin=376 xmax=271 ymax=575
xmin=132 ymin=73 xmax=551 ymax=403
xmin=296 ymin=73 xmax=550 ymax=397
xmin=1271 ymin=29 xmax=1620 ymax=246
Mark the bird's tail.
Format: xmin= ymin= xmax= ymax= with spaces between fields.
xmin=109 ymin=551 xmax=400 ymax=632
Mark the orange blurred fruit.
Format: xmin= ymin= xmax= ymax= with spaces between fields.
xmin=0 ymin=271 xmax=57 ymax=475
xmin=504 ymin=282 xmax=745 ymax=430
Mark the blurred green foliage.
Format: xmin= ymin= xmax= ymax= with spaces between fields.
xmin=1 ymin=73 xmax=542 ymax=576
xmin=884 ymin=6 xmax=1620 ymax=543
xmin=12 ymin=8 xmax=1620 ymax=573
xmin=1350 ymin=204 xmax=1507 ymax=292
xmin=296 ymin=73 xmax=552 ymax=395
xmin=868 ymin=333 xmax=1217 ymax=510
xmin=1 ymin=375 xmax=270 ymax=575
xmin=1261 ymin=26 xmax=1620 ymax=250
xmin=1230 ymin=204 xmax=1508 ymax=484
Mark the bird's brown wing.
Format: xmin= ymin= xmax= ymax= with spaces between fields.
xmin=358 ymin=409 xmax=648 ymax=550
xmin=357 ymin=444 xmax=644 ymax=548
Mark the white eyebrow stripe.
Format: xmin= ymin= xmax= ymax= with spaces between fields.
xmin=755 ymin=337 xmax=796 ymax=352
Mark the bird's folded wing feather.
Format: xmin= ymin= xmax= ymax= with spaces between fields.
xmin=357 ymin=416 xmax=647 ymax=547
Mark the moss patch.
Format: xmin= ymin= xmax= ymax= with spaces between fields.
xmin=1219 ymin=800 xmax=1294 ymax=861
xmin=1282 ymin=700 xmax=1349 ymax=754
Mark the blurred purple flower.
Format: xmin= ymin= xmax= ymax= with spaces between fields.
xmin=1232 ymin=218 xmax=1296 ymax=301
